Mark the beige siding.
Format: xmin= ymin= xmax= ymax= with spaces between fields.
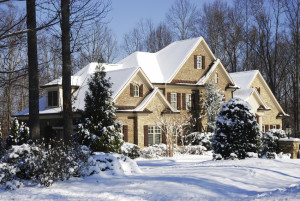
xmin=172 ymin=43 xmax=213 ymax=83
xmin=250 ymin=77 xmax=282 ymax=128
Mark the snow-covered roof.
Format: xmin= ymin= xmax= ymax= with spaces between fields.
xmin=229 ymin=70 xmax=258 ymax=89
xmin=233 ymin=88 xmax=254 ymax=101
xmin=16 ymin=63 xmax=140 ymax=115
xmin=117 ymin=37 xmax=209 ymax=83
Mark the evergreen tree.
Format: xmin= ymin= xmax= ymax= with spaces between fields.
xmin=212 ymin=98 xmax=261 ymax=159
xmin=5 ymin=117 xmax=20 ymax=149
xmin=17 ymin=122 xmax=30 ymax=145
xmin=205 ymin=81 xmax=223 ymax=133
xmin=79 ymin=64 xmax=123 ymax=153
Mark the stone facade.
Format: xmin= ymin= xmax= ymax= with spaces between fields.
xmin=279 ymin=139 xmax=300 ymax=159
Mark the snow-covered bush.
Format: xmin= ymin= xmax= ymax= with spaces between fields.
xmin=179 ymin=145 xmax=206 ymax=155
xmin=262 ymin=129 xmax=287 ymax=156
xmin=80 ymin=64 xmax=123 ymax=153
xmin=140 ymin=144 xmax=167 ymax=158
xmin=121 ymin=142 xmax=140 ymax=159
xmin=212 ymin=98 xmax=262 ymax=159
xmin=0 ymin=142 xmax=90 ymax=189
xmin=82 ymin=153 xmax=141 ymax=176
xmin=184 ymin=132 xmax=213 ymax=150
xmin=5 ymin=118 xmax=30 ymax=149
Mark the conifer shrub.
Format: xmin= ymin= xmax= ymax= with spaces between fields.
xmin=5 ymin=118 xmax=30 ymax=149
xmin=212 ymin=98 xmax=262 ymax=159
xmin=184 ymin=132 xmax=213 ymax=150
xmin=262 ymin=129 xmax=287 ymax=156
xmin=76 ymin=64 xmax=123 ymax=153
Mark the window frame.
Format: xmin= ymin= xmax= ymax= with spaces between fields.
xmin=196 ymin=55 xmax=202 ymax=69
xmin=148 ymin=126 xmax=161 ymax=145
xmin=48 ymin=90 xmax=58 ymax=107
xmin=186 ymin=94 xmax=192 ymax=110
xmin=133 ymin=84 xmax=139 ymax=97
xmin=215 ymin=72 xmax=219 ymax=84
xmin=170 ymin=93 xmax=177 ymax=109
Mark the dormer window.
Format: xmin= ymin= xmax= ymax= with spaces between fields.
xmin=48 ymin=91 xmax=58 ymax=107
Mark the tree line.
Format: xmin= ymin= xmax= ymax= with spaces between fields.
xmin=0 ymin=0 xmax=299 ymax=139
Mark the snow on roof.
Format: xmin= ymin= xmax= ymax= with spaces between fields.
xmin=16 ymin=63 xmax=139 ymax=115
xmin=42 ymin=76 xmax=82 ymax=87
xmin=233 ymin=88 xmax=254 ymax=101
xmin=117 ymin=37 xmax=202 ymax=83
xmin=229 ymin=70 xmax=258 ymax=89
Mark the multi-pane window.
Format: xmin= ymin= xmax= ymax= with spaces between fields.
xmin=48 ymin=91 xmax=58 ymax=107
xmin=196 ymin=55 xmax=202 ymax=69
xmin=186 ymin=94 xmax=192 ymax=110
xmin=171 ymin=93 xmax=177 ymax=109
xmin=134 ymin=85 xmax=139 ymax=97
xmin=148 ymin=126 xmax=161 ymax=145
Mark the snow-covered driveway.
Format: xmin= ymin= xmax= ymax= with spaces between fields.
xmin=1 ymin=155 xmax=300 ymax=200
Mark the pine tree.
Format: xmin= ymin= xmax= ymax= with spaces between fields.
xmin=212 ymin=98 xmax=261 ymax=159
xmin=17 ymin=122 xmax=30 ymax=145
xmin=5 ymin=117 xmax=19 ymax=149
xmin=80 ymin=64 xmax=123 ymax=153
xmin=205 ymin=81 xmax=223 ymax=133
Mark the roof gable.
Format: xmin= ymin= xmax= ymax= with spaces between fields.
xmin=197 ymin=59 xmax=236 ymax=86
xmin=116 ymin=37 xmax=217 ymax=83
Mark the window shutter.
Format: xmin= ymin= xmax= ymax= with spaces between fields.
xmin=139 ymin=84 xmax=143 ymax=97
xmin=202 ymin=56 xmax=205 ymax=69
xmin=167 ymin=92 xmax=171 ymax=103
xmin=130 ymin=83 xmax=133 ymax=97
xmin=191 ymin=93 xmax=195 ymax=109
xmin=162 ymin=126 xmax=166 ymax=144
xmin=123 ymin=125 xmax=128 ymax=142
xmin=270 ymin=125 xmax=273 ymax=129
xmin=265 ymin=125 xmax=269 ymax=132
xmin=182 ymin=93 xmax=186 ymax=110
xmin=276 ymin=125 xmax=280 ymax=129
xmin=144 ymin=125 xmax=148 ymax=146
xmin=177 ymin=93 xmax=181 ymax=110
xmin=194 ymin=55 xmax=197 ymax=69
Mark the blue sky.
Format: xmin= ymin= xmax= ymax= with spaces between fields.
xmin=109 ymin=0 xmax=214 ymax=45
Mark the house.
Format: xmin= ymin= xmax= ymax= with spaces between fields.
xmin=16 ymin=37 xmax=287 ymax=147
xmin=229 ymin=70 xmax=288 ymax=132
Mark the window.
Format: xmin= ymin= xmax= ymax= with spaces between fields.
xmin=262 ymin=125 xmax=265 ymax=133
xmin=134 ymin=84 xmax=139 ymax=97
xmin=186 ymin=94 xmax=192 ymax=110
xmin=171 ymin=93 xmax=177 ymax=109
xmin=48 ymin=91 xmax=58 ymax=107
xmin=215 ymin=72 xmax=219 ymax=84
xmin=148 ymin=126 xmax=161 ymax=145
xmin=196 ymin=55 xmax=202 ymax=69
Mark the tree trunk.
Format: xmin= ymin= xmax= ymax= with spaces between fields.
xmin=26 ymin=0 xmax=40 ymax=140
xmin=61 ymin=0 xmax=73 ymax=143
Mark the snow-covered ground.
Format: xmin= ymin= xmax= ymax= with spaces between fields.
xmin=1 ymin=153 xmax=300 ymax=201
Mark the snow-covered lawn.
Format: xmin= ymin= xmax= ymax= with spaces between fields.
xmin=1 ymin=153 xmax=300 ymax=200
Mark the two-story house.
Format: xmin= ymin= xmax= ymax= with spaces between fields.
xmin=16 ymin=37 xmax=288 ymax=147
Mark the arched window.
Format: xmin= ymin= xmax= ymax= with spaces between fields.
xmin=134 ymin=84 xmax=139 ymax=97
xmin=215 ymin=72 xmax=218 ymax=84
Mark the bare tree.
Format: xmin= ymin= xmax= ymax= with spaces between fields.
xmin=166 ymin=0 xmax=199 ymax=40
xmin=156 ymin=113 xmax=191 ymax=157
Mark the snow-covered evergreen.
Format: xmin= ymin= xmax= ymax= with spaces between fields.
xmin=5 ymin=118 xmax=30 ymax=149
xmin=212 ymin=98 xmax=261 ymax=159
xmin=205 ymin=81 xmax=223 ymax=133
xmin=184 ymin=132 xmax=213 ymax=150
xmin=262 ymin=129 xmax=287 ymax=156
xmin=78 ymin=64 xmax=123 ymax=153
